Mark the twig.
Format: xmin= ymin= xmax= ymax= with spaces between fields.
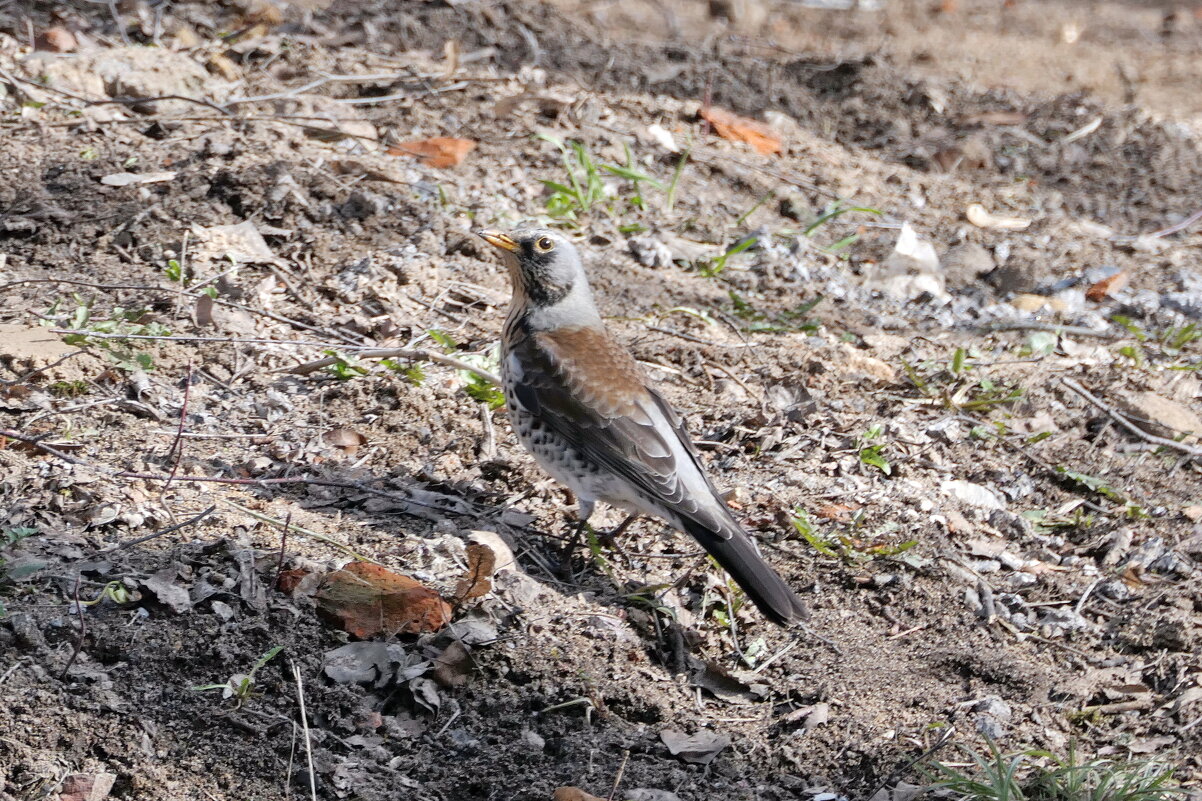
xmin=102 ymin=505 xmax=217 ymax=553
xmin=1061 ymin=377 xmax=1202 ymax=459
xmin=0 ymin=428 xmax=89 ymax=465
xmin=283 ymin=347 xmax=500 ymax=385
xmin=647 ymin=325 xmax=757 ymax=348
xmin=48 ymin=329 xmax=368 ymax=349
xmin=273 ymin=511 xmax=292 ymax=591
xmin=977 ymin=322 xmax=1119 ymax=339
xmin=59 ymin=573 xmax=85 ymax=681
xmin=865 ymin=723 xmax=956 ymax=801
xmin=162 ymin=362 xmax=193 ymax=492
xmin=607 ymin=750 xmax=631 ymax=801
xmin=221 ymin=500 xmax=377 ymax=563
xmin=291 ymin=662 xmax=318 ymax=801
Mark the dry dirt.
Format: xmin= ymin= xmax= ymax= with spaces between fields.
xmin=1 ymin=1 xmax=1202 ymax=800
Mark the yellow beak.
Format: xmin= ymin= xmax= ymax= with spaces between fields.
xmin=477 ymin=229 xmax=519 ymax=252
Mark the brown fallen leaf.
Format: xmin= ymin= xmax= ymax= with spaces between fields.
xmin=322 ymin=427 xmax=367 ymax=455
xmin=431 ymin=640 xmax=473 ymax=688
xmin=1085 ymin=270 xmax=1129 ymax=302
xmin=960 ymin=110 xmax=1028 ymax=126
xmin=452 ymin=542 xmax=496 ymax=604
xmin=316 ymin=562 xmax=451 ymax=637
xmin=387 ymin=137 xmax=476 ymax=168
xmin=35 ymin=26 xmax=77 ymax=53
xmin=275 ymin=569 xmax=309 ymax=595
xmin=700 ymin=106 xmax=782 ymax=156
xmin=816 ymin=503 xmax=859 ymax=523
xmin=552 ymin=788 xmax=605 ymax=801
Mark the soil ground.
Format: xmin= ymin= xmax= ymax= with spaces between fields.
xmin=1 ymin=1 xmax=1201 ymax=800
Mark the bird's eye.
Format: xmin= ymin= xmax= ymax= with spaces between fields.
xmin=535 ymin=236 xmax=554 ymax=252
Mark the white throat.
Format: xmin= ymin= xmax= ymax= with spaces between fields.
xmin=523 ymin=280 xmax=603 ymax=331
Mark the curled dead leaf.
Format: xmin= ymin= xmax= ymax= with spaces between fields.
xmin=966 ymin=203 xmax=1031 ymax=230
xmin=552 ymin=788 xmax=605 ymax=801
xmin=431 ymin=640 xmax=473 ymax=688
xmin=322 ymin=427 xmax=367 ymax=455
xmin=275 ymin=568 xmax=309 ymax=595
xmin=816 ymin=503 xmax=859 ymax=523
xmin=35 ymin=26 xmax=77 ymax=52
xmin=316 ymin=562 xmax=451 ymax=637
xmin=1085 ymin=270 xmax=1129 ymax=302
xmin=388 ymin=137 xmax=476 ymax=168
xmin=453 ymin=542 xmax=496 ymax=604
xmin=700 ymin=106 xmax=782 ymax=156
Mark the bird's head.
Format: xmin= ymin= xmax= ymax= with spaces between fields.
xmin=477 ymin=227 xmax=587 ymax=309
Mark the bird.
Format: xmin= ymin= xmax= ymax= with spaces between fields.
xmin=477 ymin=226 xmax=808 ymax=626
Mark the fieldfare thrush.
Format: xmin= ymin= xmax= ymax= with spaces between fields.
xmin=478 ymin=227 xmax=808 ymax=626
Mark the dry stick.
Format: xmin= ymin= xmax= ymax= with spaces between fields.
xmin=162 ymin=362 xmax=193 ymax=492
xmin=49 ymin=329 xmax=370 ymax=349
xmin=977 ymin=321 xmax=1120 ymax=339
xmin=607 ymin=750 xmax=631 ymax=801
xmin=103 ymin=505 xmax=217 ymax=553
xmin=283 ymin=347 xmax=500 ymax=385
xmin=0 ymin=275 xmax=362 ymax=345
xmin=291 ymin=662 xmax=319 ymax=801
xmin=273 ymin=511 xmax=293 ymax=591
xmin=0 ymin=426 xmax=485 ymax=530
xmin=865 ymin=724 xmax=957 ymax=801
xmin=1061 ymin=377 xmax=1202 ymax=459
xmin=59 ymin=573 xmax=85 ymax=681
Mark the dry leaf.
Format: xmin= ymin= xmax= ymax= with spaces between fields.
xmin=387 ymin=137 xmax=476 ymax=168
xmin=100 ymin=171 xmax=177 ymax=187
xmin=431 ymin=640 xmax=473 ymax=688
xmin=322 ymin=428 xmax=366 ymax=455
xmin=1085 ymin=270 xmax=1129 ymax=302
xmin=700 ymin=106 xmax=782 ymax=156
xmin=552 ymin=788 xmax=605 ymax=801
xmin=960 ymin=110 xmax=1028 ymax=126
xmin=275 ymin=569 xmax=309 ymax=594
xmin=194 ymin=294 xmax=214 ymax=327
xmin=316 ymin=562 xmax=451 ymax=637
xmin=966 ymin=203 xmax=1031 ymax=230
xmin=35 ymin=27 xmax=77 ymax=53
xmin=816 ymin=503 xmax=858 ymax=523
xmin=660 ymin=729 xmax=731 ymax=764
xmin=443 ymin=39 xmax=460 ymax=78
xmin=453 ymin=542 xmax=496 ymax=603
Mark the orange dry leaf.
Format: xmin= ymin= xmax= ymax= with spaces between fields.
xmin=700 ymin=106 xmax=782 ymax=156
xmin=275 ymin=569 xmax=309 ymax=595
xmin=1085 ymin=270 xmax=1129 ymax=302
xmin=816 ymin=503 xmax=859 ymax=523
xmin=452 ymin=542 xmax=496 ymax=604
xmin=35 ymin=26 xmax=77 ymax=52
xmin=387 ymin=137 xmax=476 ymax=168
xmin=316 ymin=562 xmax=451 ymax=637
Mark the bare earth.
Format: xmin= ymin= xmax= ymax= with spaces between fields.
xmin=1 ymin=1 xmax=1201 ymax=800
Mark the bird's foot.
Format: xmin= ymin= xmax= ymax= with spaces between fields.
xmin=594 ymin=514 xmax=638 ymax=557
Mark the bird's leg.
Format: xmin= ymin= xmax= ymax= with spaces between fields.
xmin=558 ymin=498 xmax=595 ymax=579
xmin=596 ymin=514 xmax=638 ymax=556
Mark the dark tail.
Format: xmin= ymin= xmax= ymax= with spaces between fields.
xmin=680 ymin=515 xmax=808 ymax=626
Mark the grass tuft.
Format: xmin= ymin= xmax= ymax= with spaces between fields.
xmin=923 ymin=742 xmax=1183 ymax=801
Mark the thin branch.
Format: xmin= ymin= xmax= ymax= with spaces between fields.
xmin=273 ymin=511 xmax=292 ymax=591
xmin=977 ymin=322 xmax=1120 ymax=339
xmin=284 ymin=347 xmax=500 ymax=385
xmin=291 ymin=662 xmax=319 ymax=801
xmin=59 ymin=573 xmax=85 ymax=681
xmin=103 ymin=505 xmax=217 ymax=552
xmin=163 ymin=362 xmax=193 ymax=491
xmin=1061 ymin=377 xmax=1202 ymax=459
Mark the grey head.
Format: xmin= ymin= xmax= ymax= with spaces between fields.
xmin=477 ymin=227 xmax=601 ymax=328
